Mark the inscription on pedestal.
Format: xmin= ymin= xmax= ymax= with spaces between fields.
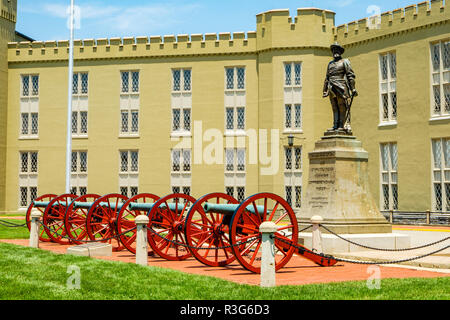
xmin=307 ymin=166 xmax=335 ymax=210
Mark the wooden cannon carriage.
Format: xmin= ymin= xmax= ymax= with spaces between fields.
xmin=26 ymin=192 xmax=337 ymax=273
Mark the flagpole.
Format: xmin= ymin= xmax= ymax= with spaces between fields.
xmin=65 ymin=0 xmax=75 ymax=194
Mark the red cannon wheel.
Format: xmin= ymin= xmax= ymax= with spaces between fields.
xmin=43 ymin=194 xmax=78 ymax=244
xmin=184 ymin=192 xmax=239 ymax=267
xmin=229 ymin=193 xmax=299 ymax=274
xmin=116 ymin=193 xmax=160 ymax=255
xmin=26 ymin=194 xmax=57 ymax=242
xmin=64 ymin=194 xmax=101 ymax=245
xmin=147 ymin=193 xmax=196 ymax=261
xmin=85 ymin=193 xmax=128 ymax=251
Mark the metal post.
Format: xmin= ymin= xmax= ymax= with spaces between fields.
xmin=426 ymin=210 xmax=431 ymax=225
xmin=311 ymin=215 xmax=323 ymax=254
xmin=65 ymin=0 xmax=75 ymax=194
xmin=135 ymin=215 xmax=149 ymax=266
xmin=259 ymin=221 xmax=277 ymax=288
xmin=389 ymin=210 xmax=394 ymax=224
xmin=29 ymin=210 xmax=42 ymax=248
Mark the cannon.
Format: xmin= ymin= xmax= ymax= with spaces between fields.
xmin=184 ymin=192 xmax=337 ymax=273
xmin=26 ymin=191 xmax=337 ymax=274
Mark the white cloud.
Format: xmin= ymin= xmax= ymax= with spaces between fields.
xmin=22 ymin=2 xmax=202 ymax=38
xmin=334 ymin=0 xmax=355 ymax=7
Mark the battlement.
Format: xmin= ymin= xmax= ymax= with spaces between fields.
xmin=334 ymin=0 xmax=449 ymax=46
xmin=7 ymin=31 xmax=258 ymax=63
xmin=1 ymin=0 xmax=17 ymax=23
xmin=255 ymin=8 xmax=335 ymax=50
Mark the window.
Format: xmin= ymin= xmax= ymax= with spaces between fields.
xmin=121 ymin=71 xmax=140 ymax=94
xmin=379 ymin=52 xmax=397 ymax=123
xmin=70 ymin=151 xmax=88 ymax=197
xmin=171 ymin=149 xmax=192 ymax=199
xmin=72 ymin=73 xmax=89 ymax=137
xmin=172 ymin=69 xmax=192 ymax=135
xmin=225 ymin=148 xmax=246 ymax=173
xmin=285 ymin=147 xmax=302 ymax=208
xmin=172 ymin=149 xmax=191 ymax=173
xmin=380 ymin=143 xmax=398 ymax=211
xmin=431 ymin=40 xmax=450 ymax=118
xmin=120 ymin=71 xmax=140 ymax=136
xmin=226 ymin=186 xmax=246 ymax=203
xmin=120 ymin=186 xmax=139 ymax=198
xmin=20 ymin=75 xmax=39 ymax=138
xmin=119 ymin=150 xmax=139 ymax=199
xmin=21 ymin=75 xmax=39 ymax=97
xmin=225 ymin=67 xmax=246 ymax=133
xmin=432 ymin=138 xmax=450 ymax=211
xmin=172 ymin=69 xmax=191 ymax=93
xmin=120 ymin=150 xmax=139 ymax=173
xmin=71 ymin=151 xmax=88 ymax=174
xmin=19 ymin=152 xmax=38 ymax=208
xmin=225 ymin=148 xmax=246 ymax=202
xmin=284 ymin=62 xmax=302 ymax=131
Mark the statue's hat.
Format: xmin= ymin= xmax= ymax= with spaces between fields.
xmin=330 ymin=42 xmax=345 ymax=54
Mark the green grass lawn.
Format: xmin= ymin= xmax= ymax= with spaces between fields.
xmin=0 ymin=242 xmax=449 ymax=300
xmin=0 ymin=219 xmax=29 ymax=239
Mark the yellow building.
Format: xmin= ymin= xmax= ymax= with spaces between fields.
xmin=0 ymin=0 xmax=449 ymax=215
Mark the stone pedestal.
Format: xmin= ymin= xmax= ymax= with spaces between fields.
xmin=67 ymin=243 xmax=113 ymax=257
xmin=298 ymin=133 xmax=392 ymax=234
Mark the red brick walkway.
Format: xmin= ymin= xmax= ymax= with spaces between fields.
xmin=1 ymin=239 xmax=448 ymax=286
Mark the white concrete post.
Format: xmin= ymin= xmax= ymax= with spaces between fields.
xmin=311 ymin=215 xmax=323 ymax=254
xmin=259 ymin=221 xmax=278 ymax=288
xmin=29 ymin=209 xmax=42 ymax=248
xmin=135 ymin=215 xmax=150 ymax=266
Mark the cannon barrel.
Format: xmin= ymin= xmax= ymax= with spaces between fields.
xmin=203 ymin=203 xmax=266 ymax=216
xmin=34 ymin=200 xmax=185 ymax=212
xmin=34 ymin=201 xmax=124 ymax=210
xmin=129 ymin=202 xmax=185 ymax=212
xmin=73 ymin=202 xmax=124 ymax=210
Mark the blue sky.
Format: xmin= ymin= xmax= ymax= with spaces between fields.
xmin=17 ymin=0 xmax=422 ymax=41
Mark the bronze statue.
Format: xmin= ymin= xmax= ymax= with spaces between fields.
xmin=323 ymin=43 xmax=357 ymax=133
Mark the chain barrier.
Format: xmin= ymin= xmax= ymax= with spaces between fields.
xmin=37 ymin=220 xmax=137 ymax=244
xmin=0 ymin=219 xmax=27 ymax=228
xmin=320 ymin=224 xmax=450 ymax=252
xmin=274 ymin=234 xmax=450 ymax=265
xmin=145 ymin=225 xmax=261 ymax=251
xmin=298 ymin=225 xmax=312 ymax=233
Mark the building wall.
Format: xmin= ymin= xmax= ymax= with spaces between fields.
xmin=0 ymin=0 xmax=17 ymax=213
xmin=335 ymin=0 xmax=450 ymax=211
xmin=1 ymin=0 xmax=449 ymax=214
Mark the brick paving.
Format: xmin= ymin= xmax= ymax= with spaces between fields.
xmin=1 ymin=239 xmax=448 ymax=286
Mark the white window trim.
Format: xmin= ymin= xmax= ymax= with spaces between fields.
xmin=120 ymin=71 xmax=140 ymax=137
xmin=224 ymin=67 xmax=246 ymax=135
xmin=431 ymin=138 xmax=450 ymax=212
xmin=18 ymin=151 xmax=38 ymax=209
xmin=284 ymin=146 xmax=302 ymax=209
xmin=430 ymin=40 xmax=450 ymax=119
xmin=284 ymin=62 xmax=303 ymax=131
xmin=72 ymin=72 xmax=89 ymax=138
xmin=119 ymin=150 xmax=139 ymax=174
xmin=379 ymin=52 xmax=397 ymax=125
xmin=224 ymin=148 xmax=246 ymax=174
xmin=380 ymin=142 xmax=398 ymax=211
xmin=20 ymin=74 xmax=39 ymax=139
xmin=171 ymin=106 xmax=192 ymax=135
xmin=171 ymin=149 xmax=192 ymax=174
xmin=172 ymin=68 xmax=192 ymax=94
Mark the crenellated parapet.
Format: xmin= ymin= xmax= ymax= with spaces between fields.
xmin=7 ymin=32 xmax=258 ymax=64
xmin=0 ymin=0 xmax=16 ymax=23
xmin=256 ymin=8 xmax=335 ymax=51
xmin=334 ymin=0 xmax=449 ymax=47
